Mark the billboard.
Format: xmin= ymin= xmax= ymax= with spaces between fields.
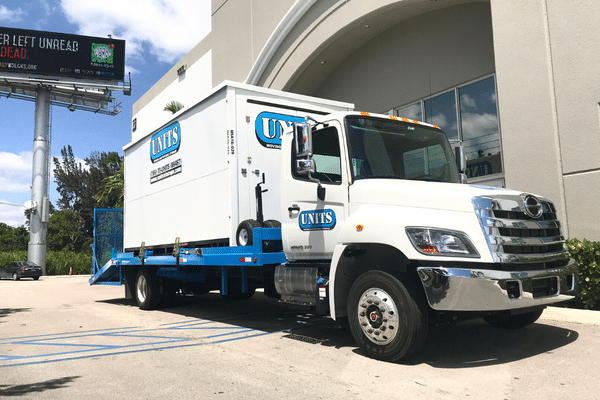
xmin=0 ymin=27 xmax=125 ymax=82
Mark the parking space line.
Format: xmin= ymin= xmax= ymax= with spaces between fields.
xmin=0 ymin=321 xmax=287 ymax=369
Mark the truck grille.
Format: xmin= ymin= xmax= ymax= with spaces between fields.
xmin=473 ymin=194 xmax=570 ymax=269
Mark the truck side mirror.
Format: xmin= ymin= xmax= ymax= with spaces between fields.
xmin=455 ymin=145 xmax=466 ymax=173
xmin=294 ymin=122 xmax=312 ymax=157
xmin=455 ymin=146 xmax=468 ymax=184
xmin=296 ymin=158 xmax=316 ymax=175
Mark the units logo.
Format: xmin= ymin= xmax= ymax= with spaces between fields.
xmin=255 ymin=112 xmax=305 ymax=149
xmin=299 ymin=209 xmax=336 ymax=231
xmin=91 ymin=43 xmax=115 ymax=64
xmin=150 ymin=121 xmax=181 ymax=163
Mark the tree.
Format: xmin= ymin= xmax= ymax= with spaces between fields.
xmin=47 ymin=210 xmax=89 ymax=252
xmin=53 ymin=146 xmax=121 ymax=236
xmin=95 ymin=157 xmax=124 ymax=209
xmin=0 ymin=223 xmax=28 ymax=252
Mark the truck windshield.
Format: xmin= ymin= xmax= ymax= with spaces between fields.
xmin=345 ymin=115 xmax=460 ymax=183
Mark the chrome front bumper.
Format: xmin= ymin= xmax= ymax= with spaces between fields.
xmin=417 ymin=259 xmax=578 ymax=311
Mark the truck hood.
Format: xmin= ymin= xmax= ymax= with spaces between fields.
xmin=349 ymin=179 xmax=524 ymax=213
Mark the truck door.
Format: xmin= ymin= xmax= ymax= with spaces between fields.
xmin=282 ymin=121 xmax=348 ymax=260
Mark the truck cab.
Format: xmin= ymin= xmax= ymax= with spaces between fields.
xmin=278 ymin=111 xmax=578 ymax=361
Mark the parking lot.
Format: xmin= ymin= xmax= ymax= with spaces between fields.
xmin=1 ymin=275 xmax=599 ymax=399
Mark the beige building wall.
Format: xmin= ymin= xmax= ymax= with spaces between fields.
xmin=491 ymin=0 xmax=600 ymax=240
xmin=132 ymin=0 xmax=600 ymax=240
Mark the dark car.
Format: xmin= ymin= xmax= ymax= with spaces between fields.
xmin=0 ymin=261 xmax=42 ymax=281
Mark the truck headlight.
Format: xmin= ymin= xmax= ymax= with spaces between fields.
xmin=406 ymin=227 xmax=480 ymax=258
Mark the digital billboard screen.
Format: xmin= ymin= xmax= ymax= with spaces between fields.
xmin=0 ymin=27 xmax=125 ymax=82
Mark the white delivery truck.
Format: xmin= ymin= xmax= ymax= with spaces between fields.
xmin=91 ymin=81 xmax=578 ymax=361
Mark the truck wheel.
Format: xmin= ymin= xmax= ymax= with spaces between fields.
xmin=347 ymin=271 xmax=428 ymax=362
xmin=236 ymin=219 xmax=262 ymax=246
xmin=135 ymin=268 xmax=161 ymax=310
xmin=262 ymin=220 xmax=282 ymax=252
xmin=159 ymin=279 xmax=177 ymax=308
xmin=220 ymin=284 xmax=256 ymax=300
xmin=483 ymin=309 xmax=544 ymax=329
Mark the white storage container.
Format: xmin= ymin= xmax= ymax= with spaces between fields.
xmin=123 ymin=81 xmax=352 ymax=250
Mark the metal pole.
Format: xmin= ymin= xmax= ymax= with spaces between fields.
xmin=28 ymin=86 xmax=50 ymax=274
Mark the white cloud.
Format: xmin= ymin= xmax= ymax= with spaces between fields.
xmin=429 ymin=112 xmax=448 ymax=129
xmin=0 ymin=6 xmax=26 ymax=21
xmin=461 ymin=112 xmax=499 ymax=140
xmin=460 ymin=94 xmax=477 ymax=110
xmin=0 ymin=200 xmax=26 ymax=227
xmin=60 ymin=0 xmax=211 ymax=65
xmin=0 ymin=151 xmax=33 ymax=193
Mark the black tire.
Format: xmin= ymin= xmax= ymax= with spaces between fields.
xmin=12 ymin=273 xmax=19 ymax=281
xmin=347 ymin=271 xmax=429 ymax=362
xmin=262 ymin=220 xmax=282 ymax=252
xmin=159 ymin=279 xmax=177 ymax=308
xmin=236 ymin=219 xmax=262 ymax=246
xmin=483 ymin=309 xmax=544 ymax=329
xmin=135 ymin=268 xmax=161 ymax=310
xmin=33 ymin=276 xmax=40 ymax=281
xmin=262 ymin=220 xmax=281 ymax=228
xmin=220 ymin=282 xmax=256 ymax=300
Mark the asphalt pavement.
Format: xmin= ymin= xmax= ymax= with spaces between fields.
xmin=1 ymin=275 xmax=599 ymax=399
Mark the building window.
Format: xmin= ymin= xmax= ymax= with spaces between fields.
xmin=394 ymin=75 xmax=502 ymax=181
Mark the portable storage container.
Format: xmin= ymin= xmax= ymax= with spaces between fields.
xmin=123 ymin=81 xmax=352 ymax=251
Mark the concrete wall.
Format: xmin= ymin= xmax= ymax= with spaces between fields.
xmin=132 ymin=0 xmax=599 ymax=240
xmin=309 ymin=3 xmax=495 ymax=112
xmin=491 ymin=0 xmax=600 ymax=240
xmin=132 ymin=0 xmax=295 ymax=135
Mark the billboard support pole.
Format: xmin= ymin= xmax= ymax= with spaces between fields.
xmin=28 ymin=86 xmax=51 ymax=274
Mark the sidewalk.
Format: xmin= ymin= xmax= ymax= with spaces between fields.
xmin=543 ymin=306 xmax=600 ymax=326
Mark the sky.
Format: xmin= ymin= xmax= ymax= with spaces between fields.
xmin=0 ymin=0 xmax=211 ymax=227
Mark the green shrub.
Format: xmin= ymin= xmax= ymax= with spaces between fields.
xmin=0 ymin=251 xmax=27 ymax=267
xmin=46 ymin=250 xmax=92 ymax=275
xmin=0 ymin=250 xmax=92 ymax=276
xmin=566 ymin=238 xmax=600 ymax=310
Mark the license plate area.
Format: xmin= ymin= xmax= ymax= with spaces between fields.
xmin=531 ymin=276 xmax=558 ymax=298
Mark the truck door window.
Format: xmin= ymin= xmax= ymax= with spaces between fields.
xmin=293 ymin=126 xmax=342 ymax=184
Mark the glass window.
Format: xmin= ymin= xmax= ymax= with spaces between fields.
xmin=396 ymin=102 xmax=422 ymax=121
xmin=292 ymin=126 xmax=342 ymax=184
xmin=459 ymin=76 xmax=502 ymax=177
xmin=345 ymin=115 xmax=460 ymax=183
xmin=424 ymin=91 xmax=458 ymax=141
xmin=390 ymin=75 xmax=503 ymax=181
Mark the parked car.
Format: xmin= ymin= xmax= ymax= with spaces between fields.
xmin=0 ymin=261 xmax=42 ymax=281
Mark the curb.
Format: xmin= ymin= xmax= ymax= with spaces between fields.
xmin=542 ymin=306 xmax=600 ymax=326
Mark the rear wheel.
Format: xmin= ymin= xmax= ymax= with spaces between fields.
xmin=12 ymin=273 xmax=19 ymax=281
xmin=135 ymin=268 xmax=161 ymax=310
xmin=483 ymin=309 xmax=544 ymax=329
xmin=347 ymin=271 xmax=429 ymax=362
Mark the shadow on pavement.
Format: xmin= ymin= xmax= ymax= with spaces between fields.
xmin=0 ymin=309 xmax=31 ymax=322
xmin=99 ymin=293 xmax=578 ymax=367
xmin=0 ymin=376 xmax=81 ymax=397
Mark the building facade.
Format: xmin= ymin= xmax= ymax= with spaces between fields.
xmin=132 ymin=0 xmax=600 ymax=240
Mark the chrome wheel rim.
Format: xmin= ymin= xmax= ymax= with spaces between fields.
xmin=137 ymin=274 xmax=148 ymax=303
xmin=357 ymin=288 xmax=399 ymax=345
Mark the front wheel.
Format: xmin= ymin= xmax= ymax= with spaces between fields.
xmin=347 ymin=271 xmax=429 ymax=362
xmin=483 ymin=309 xmax=544 ymax=329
